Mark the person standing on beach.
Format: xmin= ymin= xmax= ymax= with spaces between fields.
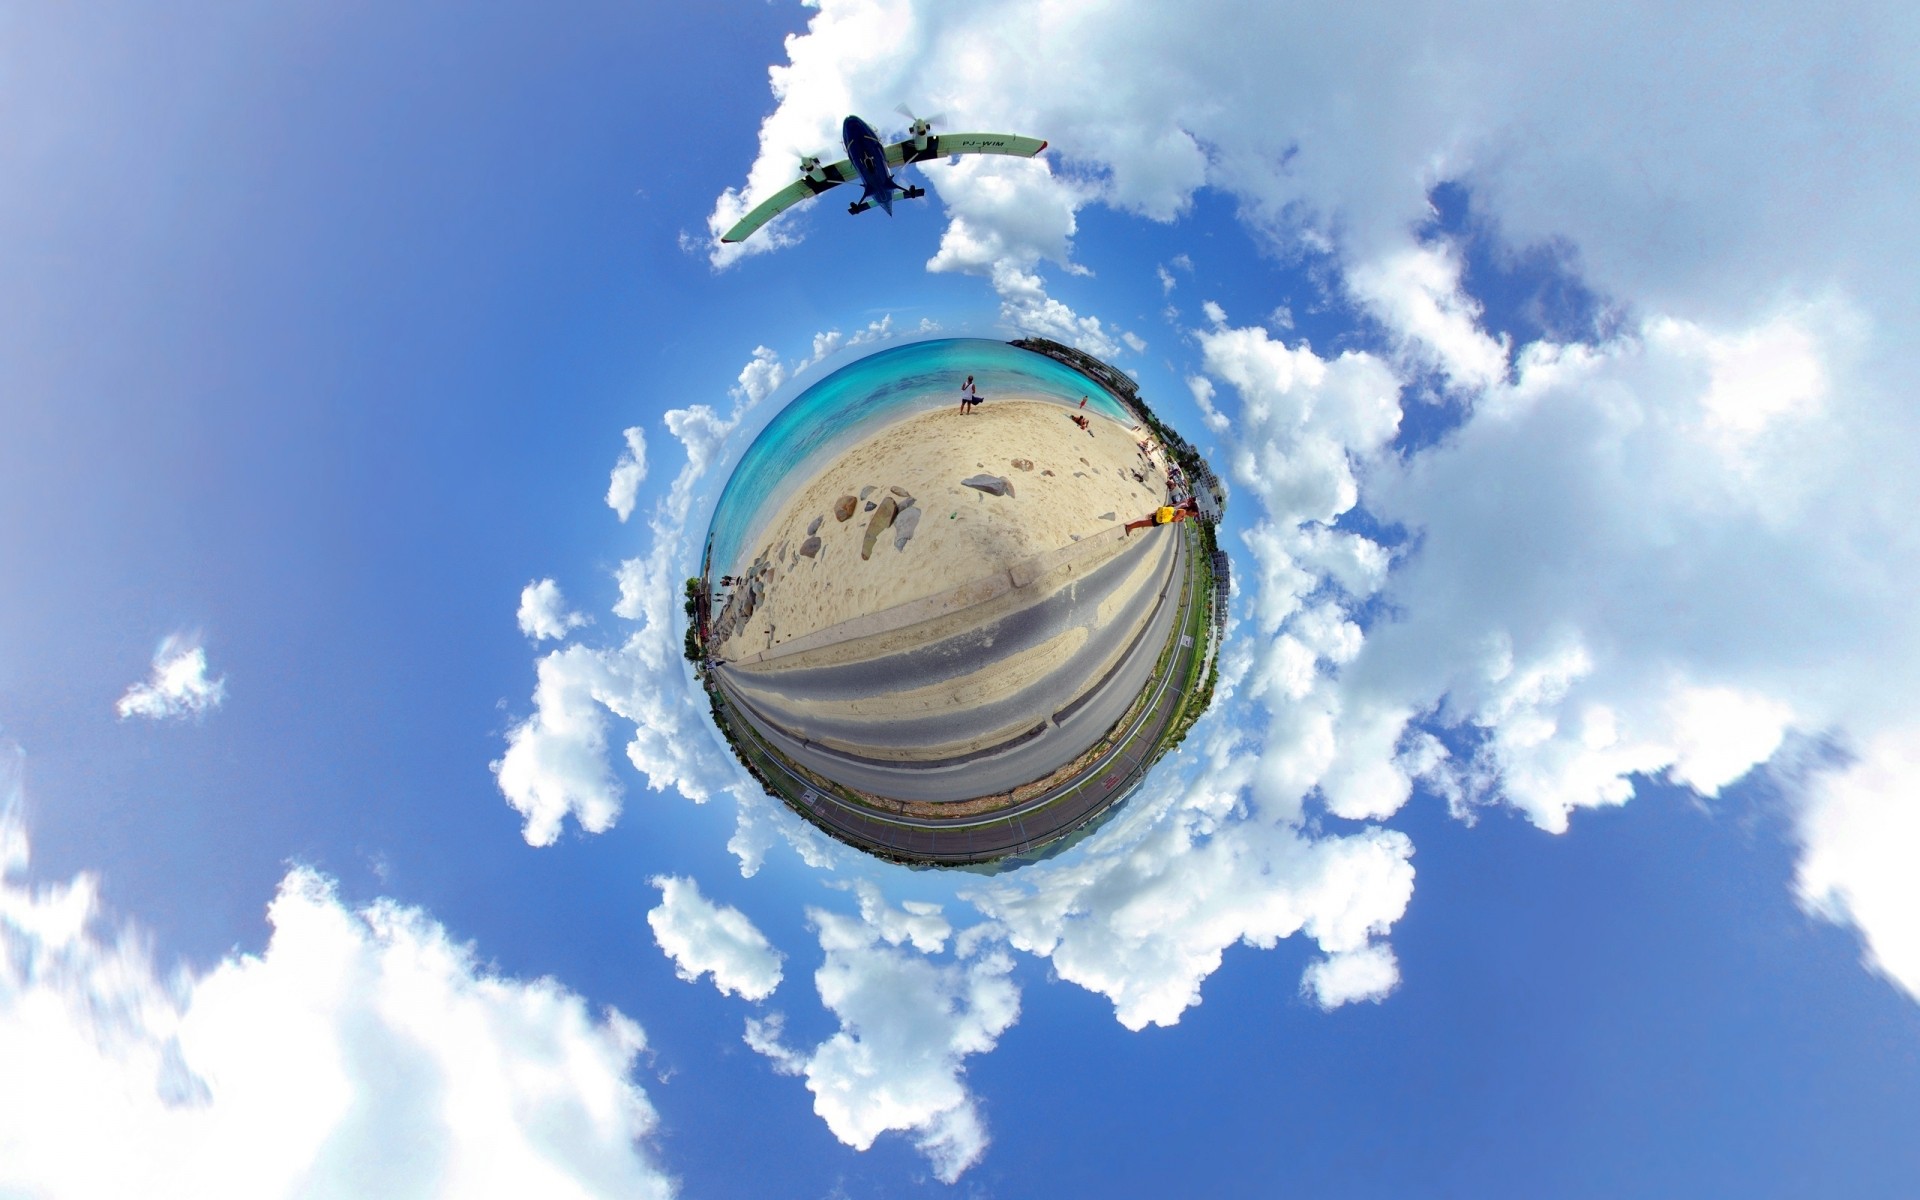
xmin=960 ymin=374 xmax=979 ymax=414
xmin=1079 ymin=395 xmax=1088 ymax=409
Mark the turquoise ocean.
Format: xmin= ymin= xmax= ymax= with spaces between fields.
xmin=705 ymin=338 xmax=1129 ymax=577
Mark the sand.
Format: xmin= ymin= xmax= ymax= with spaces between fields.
xmin=711 ymin=398 xmax=1169 ymax=659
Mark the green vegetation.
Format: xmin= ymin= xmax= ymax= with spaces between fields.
xmin=1152 ymin=524 xmax=1216 ymax=756
xmin=682 ymin=577 xmax=705 ymax=664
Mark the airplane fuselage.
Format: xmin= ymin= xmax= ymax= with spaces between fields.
xmin=720 ymin=114 xmax=1041 ymax=242
xmin=842 ymin=115 xmax=902 ymax=216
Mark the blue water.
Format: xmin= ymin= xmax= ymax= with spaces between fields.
xmin=705 ymin=338 xmax=1131 ymax=577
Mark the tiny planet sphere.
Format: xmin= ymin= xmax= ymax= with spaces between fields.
xmin=690 ymin=337 xmax=1228 ymax=869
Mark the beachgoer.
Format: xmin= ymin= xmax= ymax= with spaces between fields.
xmin=959 ymin=375 xmax=974 ymax=413
xmin=1079 ymin=395 xmax=1088 ymax=409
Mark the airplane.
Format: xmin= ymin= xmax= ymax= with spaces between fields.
xmin=721 ymin=110 xmax=1048 ymax=244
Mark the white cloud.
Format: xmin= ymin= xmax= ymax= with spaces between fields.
xmin=850 ymin=879 xmax=950 ymax=955
xmin=1793 ymin=730 xmax=1920 ymax=1000
xmin=1188 ymin=289 xmax=1920 ymax=1002
xmin=1302 ymin=943 xmax=1400 ymax=1009
xmin=973 ymin=279 xmax=1912 ymax=1028
xmin=647 ymin=876 xmax=783 ymax=1002
xmin=922 ymin=153 xmax=1084 ymax=280
xmin=1347 ymin=243 xmax=1509 ymax=391
xmin=1196 ymin=321 xmax=1402 ymax=531
xmin=0 ymin=789 xmax=674 ymax=1199
xmin=1347 ymin=297 xmax=1901 ymax=825
xmin=499 ymin=338 xmax=865 ymax=874
xmin=703 ymin=0 xmax=1916 ymax=426
xmin=683 ymin=0 xmax=1920 ymax=1028
xmin=970 ymin=768 xmax=1415 ymax=1030
xmin=743 ymin=898 xmax=1017 ymax=1184
xmin=115 ymin=634 xmax=225 ymax=721
xmin=518 ymin=578 xmax=591 ymax=642
xmin=699 ymin=9 xmax=1144 ymax=357
xmin=606 ymin=425 xmax=649 ymax=523
xmin=981 ymin=262 xmax=1128 ymax=359
xmin=493 ymin=642 xmax=629 ymax=847
xmin=913 ymin=156 xmax=1130 ymax=358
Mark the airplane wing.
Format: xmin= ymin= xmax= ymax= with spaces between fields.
xmin=720 ymin=158 xmax=859 ymax=244
xmin=889 ymin=132 xmax=1049 ymax=166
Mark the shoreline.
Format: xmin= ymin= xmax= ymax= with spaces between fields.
xmin=708 ymin=397 xmax=1170 ymax=660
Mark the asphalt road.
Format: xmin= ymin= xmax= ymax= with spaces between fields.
xmin=715 ymin=525 xmax=1187 ymax=801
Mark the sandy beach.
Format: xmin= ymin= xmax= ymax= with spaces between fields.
xmin=711 ymin=398 xmax=1169 ymax=660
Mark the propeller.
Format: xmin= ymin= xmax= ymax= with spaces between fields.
xmin=894 ymin=103 xmax=946 ymax=142
xmin=797 ymin=152 xmax=827 ymax=182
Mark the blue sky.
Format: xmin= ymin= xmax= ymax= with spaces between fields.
xmin=5 ymin=2 xmax=1920 ymax=1195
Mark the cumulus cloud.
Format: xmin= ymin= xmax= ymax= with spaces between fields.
xmin=1158 ymin=274 xmax=1918 ymax=933
xmin=1349 ymin=298 xmax=1897 ymax=818
xmin=1185 ymin=289 xmax=1920 ymax=1002
xmin=498 ymin=337 xmax=876 ymax=872
xmin=492 ymin=642 xmax=625 ymax=847
xmin=743 ymin=894 xmax=1016 ymax=1183
xmin=690 ymin=0 xmax=1920 ymax=1013
xmin=115 ymin=634 xmax=225 ymax=721
xmin=980 ymin=262 xmax=1129 ymax=359
xmin=699 ymin=8 xmax=1150 ymax=357
xmin=1794 ymin=731 xmax=1920 ymax=999
xmin=702 ymin=0 xmax=1917 ymax=422
xmin=970 ymin=770 xmax=1414 ymax=1030
xmin=1347 ymin=243 xmax=1509 ymax=390
xmin=0 ymin=783 xmax=674 ymax=1199
xmin=1159 ymin=255 xmax=1193 ymax=296
xmin=666 ymin=0 xmax=1919 ymax=1089
xmin=963 ymin=275 xmax=1916 ymax=1030
xmin=495 ymin=345 xmax=784 ymax=850
xmin=647 ymin=876 xmax=783 ymax=1002
xmin=606 ymin=425 xmax=649 ymax=522
xmin=1302 ymin=943 xmax=1400 ymax=1009
xmin=517 ymin=578 xmax=591 ymax=642
xmin=915 ymin=156 xmax=1138 ymax=357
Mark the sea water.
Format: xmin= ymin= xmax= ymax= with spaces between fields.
xmin=705 ymin=338 xmax=1131 ymax=577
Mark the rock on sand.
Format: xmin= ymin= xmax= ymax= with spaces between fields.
xmin=892 ymin=505 xmax=921 ymax=551
xmin=861 ymin=496 xmax=898 ymax=560
xmin=834 ymin=495 xmax=857 ymax=522
xmin=963 ymin=474 xmax=1015 ymax=498
xmin=800 ymin=536 xmax=822 ymax=558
